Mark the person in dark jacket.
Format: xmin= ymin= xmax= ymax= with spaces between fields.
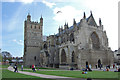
xmin=14 ymin=64 xmax=18 ymax=72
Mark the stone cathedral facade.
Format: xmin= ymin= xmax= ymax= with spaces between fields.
xmin=24 ymin=12 xmax=114 ymax=69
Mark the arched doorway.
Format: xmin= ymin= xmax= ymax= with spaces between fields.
xmin=61 ymin=49 xmax=66 ymax=63
xmin=91 ymin=32 xmax=100 ymax=49
xmin=98 ymin=59 xmax=101 ymax=68
xmin=86 ymin=61 xmax=89 ymax=68
xmin=34 ymin=56 xmax=36 ymax=61
xmin=72 ymin=51 xmax=75 ymax=62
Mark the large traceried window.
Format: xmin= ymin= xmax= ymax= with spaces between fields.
xmin=91 ymin=32 xmax=100 ymax=49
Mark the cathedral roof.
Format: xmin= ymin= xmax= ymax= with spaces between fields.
xmin=56 ymin=22 xmax=81 ymax=36
xmin=56 ymin=12 xmax=98 ymax=36
xmin=86 ymin=12 xmax=97 ymax=26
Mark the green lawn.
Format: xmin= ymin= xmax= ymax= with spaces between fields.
xmin=18 ymin=66 xmax=59 ymax=70
xmin=1 ymin=69 xmax=54 ymax=80
xmin=1 ymin=65 xmax=9 ymax=68
xmin=23 ymin=70 xmax=119 ymax=79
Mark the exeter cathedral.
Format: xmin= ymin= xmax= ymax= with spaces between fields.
xmin=23 ymin=11 xmax=114 ymax=69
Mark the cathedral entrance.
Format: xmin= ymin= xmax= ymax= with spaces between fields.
xmin=61 ymin=49 xmax=67 ymax=64
xmin=59 ymin=49 xmax=69 ymax=69
xmin=98 ymin=59 xmax=101 ymax=68
xmin=34 ymin=56 xmax=36 ymax=65
xmin=86 ymin=61 xmax=88 ymax=68
xmin=71 ymin=51 xmax=78 ymax=69
xmin=72 ymin=51 xmax=75 ymax=62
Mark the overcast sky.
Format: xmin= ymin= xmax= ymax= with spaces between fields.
xmin=1 ymin=0 xmax=119 ymax=57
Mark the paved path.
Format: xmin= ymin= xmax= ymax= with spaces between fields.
xmin=7 ymin=66 xmax=83 ymax=80
xmin=0 ymin=68 xmax=7 ymax=70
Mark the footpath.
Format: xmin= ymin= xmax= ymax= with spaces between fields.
xmin=7 ymin=66 xmax=82 ymax=80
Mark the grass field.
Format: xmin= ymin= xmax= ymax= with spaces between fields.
xmin=23 ymin=70 xmax=119 ymax=79
xmin=18 ymin=66 xmax=59 ymax=70
xmin=1 ymin=64 xmax=58 ymax=70
xmin=1 ymin=65 xmax=9 ymax=68
xmin=1 ymin=69 xmax=54 ymax=80
xmin=1 ymin=65 xmax=120 ymax=80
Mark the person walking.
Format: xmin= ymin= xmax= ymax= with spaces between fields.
xmin=95 ymin=64 xmax=97 ymax=69
xmin=21 ymin=64 xmax=23 ymax=71
xmin=32 ymin=64 xmax=36 ymax=72
xmin=113 ymin=64 xmax=115 ymax=68
xmin=14 ymin=64 xmax=18 ymax=72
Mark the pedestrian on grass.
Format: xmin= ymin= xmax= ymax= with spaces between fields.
xmin=14 ymin=64 xmax=18 ymax=72
xmin=99 ymin=64 xmax=102 ymax=70
xmin=32 ymin=64 xmax=36 ymax=72
xmin=95 ymin=64 xmax=97 ymax=69
xmin=21 ymin=64 xmax=23 ymax=71
xmin=113 ymin=64 xmax=115 ymax=68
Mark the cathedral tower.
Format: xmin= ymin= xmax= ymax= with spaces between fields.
xmin=24 ymin=13 xmax=43 ymax=66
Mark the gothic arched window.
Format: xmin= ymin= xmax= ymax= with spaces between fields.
xmin=70 ymin=33 xmax=74 ymax=43
xmin=91 ymin=32 xmax=100 ymax=49
xmin=61 ymin=49 xmax=66 ymax=63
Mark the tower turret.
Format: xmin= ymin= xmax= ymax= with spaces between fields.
xmin=64 ymin=22 xmax=69 ymax=30
xmin=40 ymin=15 xmax=43 ymax=26
xmin=73 ymin=18 xmax=76 ymax=25
xmin=99 ymin=18 xmax=102 ymax=26
xmin=90 ymin=11 xmax=93 ymax=16
xmin=83 ymin=12 xmax=86 ymax=19
xmin=58 ymin=26 xmax=61 ymax=33
xmin=66 ymin=22 xmax=68 ymax=29
xmin=27 ymin=13 xmax=31 ymax=21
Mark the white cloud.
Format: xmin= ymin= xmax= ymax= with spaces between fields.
xmin=53 ymin=6 xmax=83 ymax=26
xmin=20 ymin=0 xmax=34 ymax=4
xmin=42 ymin=0 xmax=56 ymax=8
xmin=13 ymin=39 xmax=24 ymax=46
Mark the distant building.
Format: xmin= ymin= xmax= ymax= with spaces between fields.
xmin=24 ymin=12 xmax=114 ymax=69
xmin=114 ymin=48 xmax=120 ymax=65
xmin=11 ymin=57 xmax=23 ymax=63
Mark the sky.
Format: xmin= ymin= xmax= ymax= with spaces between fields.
xmin=1 ymin=0 xmax=119 ymax=57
